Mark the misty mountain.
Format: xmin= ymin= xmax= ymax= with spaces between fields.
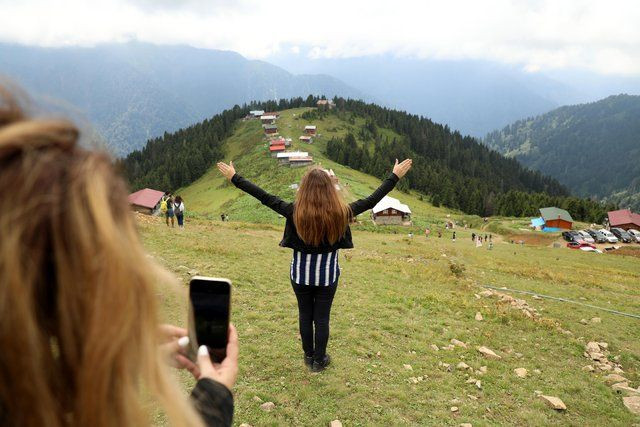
xmin=267 ymin=52 xmax=640 ymax=138
xmin=485 ymin=94 xmax=640 ymax=209
xmin=0 ymin=42 xmax=364 ymax=155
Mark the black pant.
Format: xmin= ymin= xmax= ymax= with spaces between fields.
xmin=291 ymin=280 xmax=338 ymax=362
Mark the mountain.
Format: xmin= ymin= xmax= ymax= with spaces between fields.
xmin=121 ymin=97 xmax=610 ymax=222
xmin=0 ymin=42 xmax=364 ymax=155
xmin=485 ymin=94 xmax=640 ymax=209
xmin=264 ymin=54 xmax=588 ymax=137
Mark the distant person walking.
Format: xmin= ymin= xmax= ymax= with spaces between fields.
xmin=217 ymin=158 xmax=412 ymax=372
xmin=165 ymin=195 xmax=175 ymax=227
xmin=452 ymin=231 xmax=456 ymax=242
xmin=174 ymin=196 xmax=185 ymax=228
xmin=471 ymin=232 xmax=476 ymax=241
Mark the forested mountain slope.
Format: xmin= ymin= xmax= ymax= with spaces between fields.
xmin=122 ymin=97 xmax=611 ymax=222
xmin=485 ymin=95 xmax=640 ymax=209
xmin=0 ymin=42 xmax=363 ymax=155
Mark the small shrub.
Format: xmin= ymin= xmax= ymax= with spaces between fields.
xmin=449 ymin=260 xmax=466 ymax=277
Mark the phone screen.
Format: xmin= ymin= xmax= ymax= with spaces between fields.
xmin=188 ymin=277 xmax=231 ymax=362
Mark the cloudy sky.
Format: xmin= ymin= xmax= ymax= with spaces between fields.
xmin=1 ymin=0 xmax=639 ymax=75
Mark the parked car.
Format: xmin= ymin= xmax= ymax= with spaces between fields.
xmin=611 ymin=227 xmax=633 ymax=243
xmin=599 ymin=229 xmax=619 ymax=243
xmin=567 ymin=241 xmax=596 ymax=250
xmin=577 ymin=230 xmax=595 ymax=244
xmin=562 ymin=231 xmax=583 ymax=242
xmin=627 ymin=229 xmax=640 ymax=243
xmin=586 ymin=229 xmax=607 ymax=243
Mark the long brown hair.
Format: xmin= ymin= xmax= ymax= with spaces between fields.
xmin=293 ymin=167 xmax=351 ymax=246
xmin=0 ymin=87 xmax=202 ymax=426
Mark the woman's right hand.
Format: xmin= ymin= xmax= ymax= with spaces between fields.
xmin=217 ymin=161 xmax=236 ymax=181
xmin=176 ymin=324 xmax=239 ymax=391
xmin=392 ymin=158 xmax=413 ymax=178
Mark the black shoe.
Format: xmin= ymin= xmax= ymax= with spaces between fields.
xmin=311 ymin=354 xmax=331 ymax=372
xmin=304 ymin=355 xmax=314 ymax=368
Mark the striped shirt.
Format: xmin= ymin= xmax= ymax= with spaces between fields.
xmin=290 ymin=250 xmax=340 ymax=286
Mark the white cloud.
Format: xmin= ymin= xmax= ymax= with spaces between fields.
xmin=0 ymin=0 xmax=638 ymax=75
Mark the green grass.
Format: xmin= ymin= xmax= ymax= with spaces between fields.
xmin=147 ymin=108 xmax=640 ymax=425
xmin=178 ymin=108 xmax=483 ymax=231
xmin=144 ymin=217 xmax=640 ymax=426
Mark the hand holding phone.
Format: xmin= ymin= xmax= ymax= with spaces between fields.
xmin=187 ymin=276 xmax=231 ymax=363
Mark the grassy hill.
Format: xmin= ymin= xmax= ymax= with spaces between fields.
xmin=135 ymin=108 xmax=640 ymax=425
xmin=143 ymin=215 xmax=640 ymax=426
xmin=178 ymin=107 xmax=481 ymax=229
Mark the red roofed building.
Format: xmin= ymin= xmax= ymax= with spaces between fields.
xmin=608 ymin=209 xmax=640 ymax=230
xmin=270 ymin=137 xmax=286 ymax=146
xmin=128 ymin=188 xmax=165 ymax=214
xmin=269 ymin=144 xmax=285 ymax=156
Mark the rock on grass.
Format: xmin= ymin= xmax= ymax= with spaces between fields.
xmin=260 ymin=402 xmax=276 ymax=412
xmin=539 ymin=395 xmax=566 ymax=411
xmin=623 ymin=396 xmax=640 ymax=415
xmin=477 ymin=346 xmax=501 ymax=360
xmin=329 ymin=420 xmax=343 ymax=427
xmin=514 ymin=368 xmax=528 ymax=378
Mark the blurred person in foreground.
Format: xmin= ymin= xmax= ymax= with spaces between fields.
xmin=0 ymin=86 xmax=238 ymax=427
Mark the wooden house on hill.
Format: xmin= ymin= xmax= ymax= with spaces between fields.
xmin=299 ymin=135 xmax=313 ymax=143
xmin=607 ymin=209 xmax=640 ymax=230
xmin=264 ymin=112 xmax=280 ymax=118
xmin=304 ymin=125 xmax=317 ymax=135
xmin=269 ymin=137 xmax=286 ymax=146
xmin=539 ymin=207 xmax=573 ymax=229
xmin=250 ymin=110 xmax=265 ymax=117
xmin=260 ymin=115 xmax=277 ymax=125
xmin=372 ymin=196 xmax=412 ymax=225
xmin=269 ymin=144 xmax=285 ymax=156
xmin=264 ymin=124 xmax=278 ymax=135
xmin=317 ymin=99 xmax=335 ymax=109
xmin=276 ymin=151 xmax=309 ymax=164
xmin=289 ymin=156 xmax=314 ymax=168
xmin=128 ymin=188 xmax=165 ymax=215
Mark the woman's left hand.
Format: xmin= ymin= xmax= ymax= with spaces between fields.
xmin=158 ymin=324 xmax=196 ymax=371
xmin=217 ymin=161 xmax=236 ymax=180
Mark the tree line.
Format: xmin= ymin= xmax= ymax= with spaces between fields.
xmin=119 ymin=96 xmax=322 ymax=191
xmin=325 ymin=99 xmax=613 ymax=222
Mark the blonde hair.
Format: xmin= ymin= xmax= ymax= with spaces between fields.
xmin=293 ymin=167 xmax=351 ymax=246
xmin=0 ymin=87 xmax=203 ymax=426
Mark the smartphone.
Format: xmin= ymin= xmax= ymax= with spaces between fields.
xmin=187 ymin=276 xmax=231 ymax=363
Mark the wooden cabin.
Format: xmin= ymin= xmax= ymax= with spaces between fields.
xmin=264 ymin=124 xmax=278 ymax=135
xmin=539 ymin=207 xmax=573 ymax=230
xmin=269 ymin=137 xmax=286 ymax=146
xmin=372 ymin=196 xmax=412 ymax=225
xmin=608 ymin=209 xmax=640 ymax=231
xmin=299 ymin=135 xmax=313 ymax=143
xmin=304 ymin=125 xmax=317 ymax=135
xmin=269 ymin=144 xmax=285 ymax=156
xmin=260 ymin=115 xmax=277 ymax=125
xmin=276 ymin=151 xmax=309 ymax=164
xmin=249 ymin=110 xmax=265 ymax=118
xmin=128 ymin=188 xmax=165 ymax=215
xmin=317 ymin=99 xmax=335 ymax=109
xmin=289 ymin=156 xmax=314 ymax=168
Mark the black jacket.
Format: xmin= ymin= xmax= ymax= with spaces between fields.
xmin=231 ymin=172 xmax=400 ymax=253
xmin=191 ymin=379 xmax=234 ymax=426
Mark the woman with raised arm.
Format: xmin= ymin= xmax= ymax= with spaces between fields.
xmin=217 ymin=158 xmax=412 ymax=371
xmin=0 ymin=87 xmax=238 ymax=427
